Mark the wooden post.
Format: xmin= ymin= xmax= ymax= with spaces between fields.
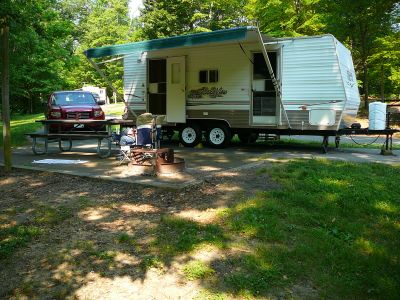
xmin=1 ymin=23 xmax=12 ymax=172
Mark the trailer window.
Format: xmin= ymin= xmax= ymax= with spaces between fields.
xmin=199 ymin=70 xmax=219 ymax=83
xmin=199 ymin=70 xmax=208 ymax=83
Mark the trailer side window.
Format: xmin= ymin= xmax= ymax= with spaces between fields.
xmin=199 ymin=70 xmax=208 ymax=83
xmin=209 ymin=70 xmax=218 ymax=82
xmin=199 ymin=70 xmax=219 ymax=83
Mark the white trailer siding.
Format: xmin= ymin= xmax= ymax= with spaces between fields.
xmin=281 ymin=35 xmax=346 ymax=110
xmin=148 ymin=43 xmax=252 ymax=110
xmin=119 ymin=29 xmax=360 ymax=131
xmin=124 ymin=52 xmax=147 ymax=113
xmin=124 ymin=42 xmax=264 ymax=127
xmin=335 ymin=40 xmax=360 ymax=127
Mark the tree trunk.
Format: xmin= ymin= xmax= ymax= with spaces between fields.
xmin=380 ymin=65 xmax=385 ymax=101
xmin=1 ymin=22 xmax=12 ymax=172
xmin=359 ymin=23 xmax=369 ymax=109
xmin=363 ymin=62 xmax=369 ymax=109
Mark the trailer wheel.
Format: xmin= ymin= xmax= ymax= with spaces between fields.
xmin=206 ymin=124 xmax=231 ymax=148
xmin=238 ymin=132 xmax=259 ymax=144
xmin=179 ymin=124 xmax=202 ymax=147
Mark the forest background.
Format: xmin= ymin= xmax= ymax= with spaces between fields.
xmin=0 ymin=0 xmax=399 ymax=113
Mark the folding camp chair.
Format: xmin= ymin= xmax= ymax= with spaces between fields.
xmin=117 ymin=145 xmax=132 ymax=165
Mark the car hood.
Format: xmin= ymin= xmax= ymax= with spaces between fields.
xmin=54 ymin=105 xmax=99 ymax=112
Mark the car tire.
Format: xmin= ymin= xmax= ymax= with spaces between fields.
xmin=206 ymin=124 xmax=231 ymax=148
xmin=179 ymin=123 xmax=202 ymax=147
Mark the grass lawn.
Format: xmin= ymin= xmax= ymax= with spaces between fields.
xmin=101 ymin=102 xmax=125 ymax=117
xmin=260 ymin=138 xmax=400 ymax=150
xmin=0 ymin=113 xmax=44 ymax=147
xmin=229 ymin=134 xmax=400 ymax=150
xmin=152 ymin=160 xmax=400 ymax=298
xmin=1 ymin=159 xmax=398 ymax=298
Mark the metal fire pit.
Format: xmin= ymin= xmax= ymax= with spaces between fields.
xmin=129 ymin=148 xmax=185 ymax=175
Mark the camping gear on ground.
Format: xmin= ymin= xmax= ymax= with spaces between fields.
xmin=120 ymin=127 xmax=136 ymax=145
xmin=136 ymin=113 xmax=154 ymax=146
xmin=118 ymin=113 xmax=185 ymax=175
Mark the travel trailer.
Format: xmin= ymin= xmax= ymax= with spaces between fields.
xmin=81 ymin=85 xmax=108 ymax=104
xmin=85 ymin=26 xmax=360 ymax=148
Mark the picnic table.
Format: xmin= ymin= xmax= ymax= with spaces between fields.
xmin=26 ymin=119 xmax=135 ymax=158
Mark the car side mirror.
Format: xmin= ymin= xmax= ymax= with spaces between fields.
xmin=97 ymin=100 xmax=106 ymax=105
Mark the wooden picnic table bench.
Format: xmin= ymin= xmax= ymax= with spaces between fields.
xmin=25 ymin=131 xmax=113 ymax=158
xmin=26 ymin=119 xmax=135 ymax=158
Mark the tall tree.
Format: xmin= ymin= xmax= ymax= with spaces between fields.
xmin=139 ymin=0 xmax=247 ymax=39
xmin=1 ymin=19 xmax=12 ymax=171
xmin=0 ymin=0 xmax=76 ymax=113
xmin=246 ymin=0 xmax=325 ymax=37
xmin=68 ymin=0 xmax=134 ymax=98
xmin=368 ymin=32 xmax=400 ymax=100
xmin=322 ymin=0 xmax=398 ymax=106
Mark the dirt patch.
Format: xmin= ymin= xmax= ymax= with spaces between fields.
xmin=0 ymin=164 xmax=280 ymax=299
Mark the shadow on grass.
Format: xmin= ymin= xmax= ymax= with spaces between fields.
xmin=1 ymin=160 xmax=399 ymax=299
xmin=199 ymin=160 xmax=400 ymax=299
xmin=152 ymin=215 xmax=227 ymax=260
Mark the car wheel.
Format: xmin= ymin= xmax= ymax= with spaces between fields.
xmin=179 ymin=123 xmax=202 ymax=147
xmin=206 ymin=124 xmax=231 ymax=148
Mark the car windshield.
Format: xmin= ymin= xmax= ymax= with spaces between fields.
xmin=53 ymin=92 xmax=96 ymax=105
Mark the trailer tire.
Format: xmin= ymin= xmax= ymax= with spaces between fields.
xmin=238 ymin=132 xmax=259 ymax=144
xmin=179 ymin=124 xmax=202 ymax=147
xmin=206 ymin=124 xmax=231 ymax=148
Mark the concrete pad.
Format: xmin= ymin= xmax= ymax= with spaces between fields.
xmin=0 ymin=140 xmax=265 ymax=189
xmin=1 ymin=139 xmax=399 ymax=189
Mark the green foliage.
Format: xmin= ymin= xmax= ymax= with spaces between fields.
xmin=183 ymin=260 xmax=215 ymax=280
xmin=33 ymin=204 xmax=73 ymax=225
xmin=116 ymin=232 xmax=136 ymax=245
xmin=152 ymin=215 xmax=226 ymax=257
xmin=245 ymin=0 xmax=400 ymax=101
xmin=75 ymin=240 xmax=117 ymax=262
xmin=246 ymin=0 xmax=325 ymax=36
xmin=140 ymin=254 xmax=164 ymax=270
xmin=1 ymin=0 xmax=399 ymax=116
xmin=0 ymin=201 xmax=75 ymax=260
xmin=0 ymin=225 xmax=42 ymax=259
xmin=69 ymin=0 xmax=135 ymax=97
xmin=218 ymin=160 xmax=400 ymax=298
xmin=0 ymin=113 xmax=44 ymax=147
xmin=139 ymin=0 xmax=247 ymax=39
xmin=1 ymin=0 xmax=136 ymax=114
xmin=1 ymin=0 xmax=77 ymax=113
xmin=321 ymin=0 xmax=399 ymax=102
xmin=369 ymin=32 xmax=400 ymax=98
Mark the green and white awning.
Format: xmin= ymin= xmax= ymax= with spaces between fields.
xmin=84 ymin=26 xmax=253 ymax=58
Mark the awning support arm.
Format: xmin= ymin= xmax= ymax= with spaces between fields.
xmin=255 ymin=28 xmax=291 ymax=128
xmin=87 ymin=57 xmax=137 ymax=118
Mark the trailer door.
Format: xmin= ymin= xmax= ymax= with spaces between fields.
xmin=166 ymin=56 xmax=186 ymax=123
xmin=252 ymin=52 xmax=277 ymax=125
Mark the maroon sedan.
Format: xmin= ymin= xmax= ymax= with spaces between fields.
xmin=46 ymin=91 xmax=105 ymax=132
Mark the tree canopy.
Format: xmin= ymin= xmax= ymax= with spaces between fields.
xmin=0 ymin=0 xmax=399 ymax=113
